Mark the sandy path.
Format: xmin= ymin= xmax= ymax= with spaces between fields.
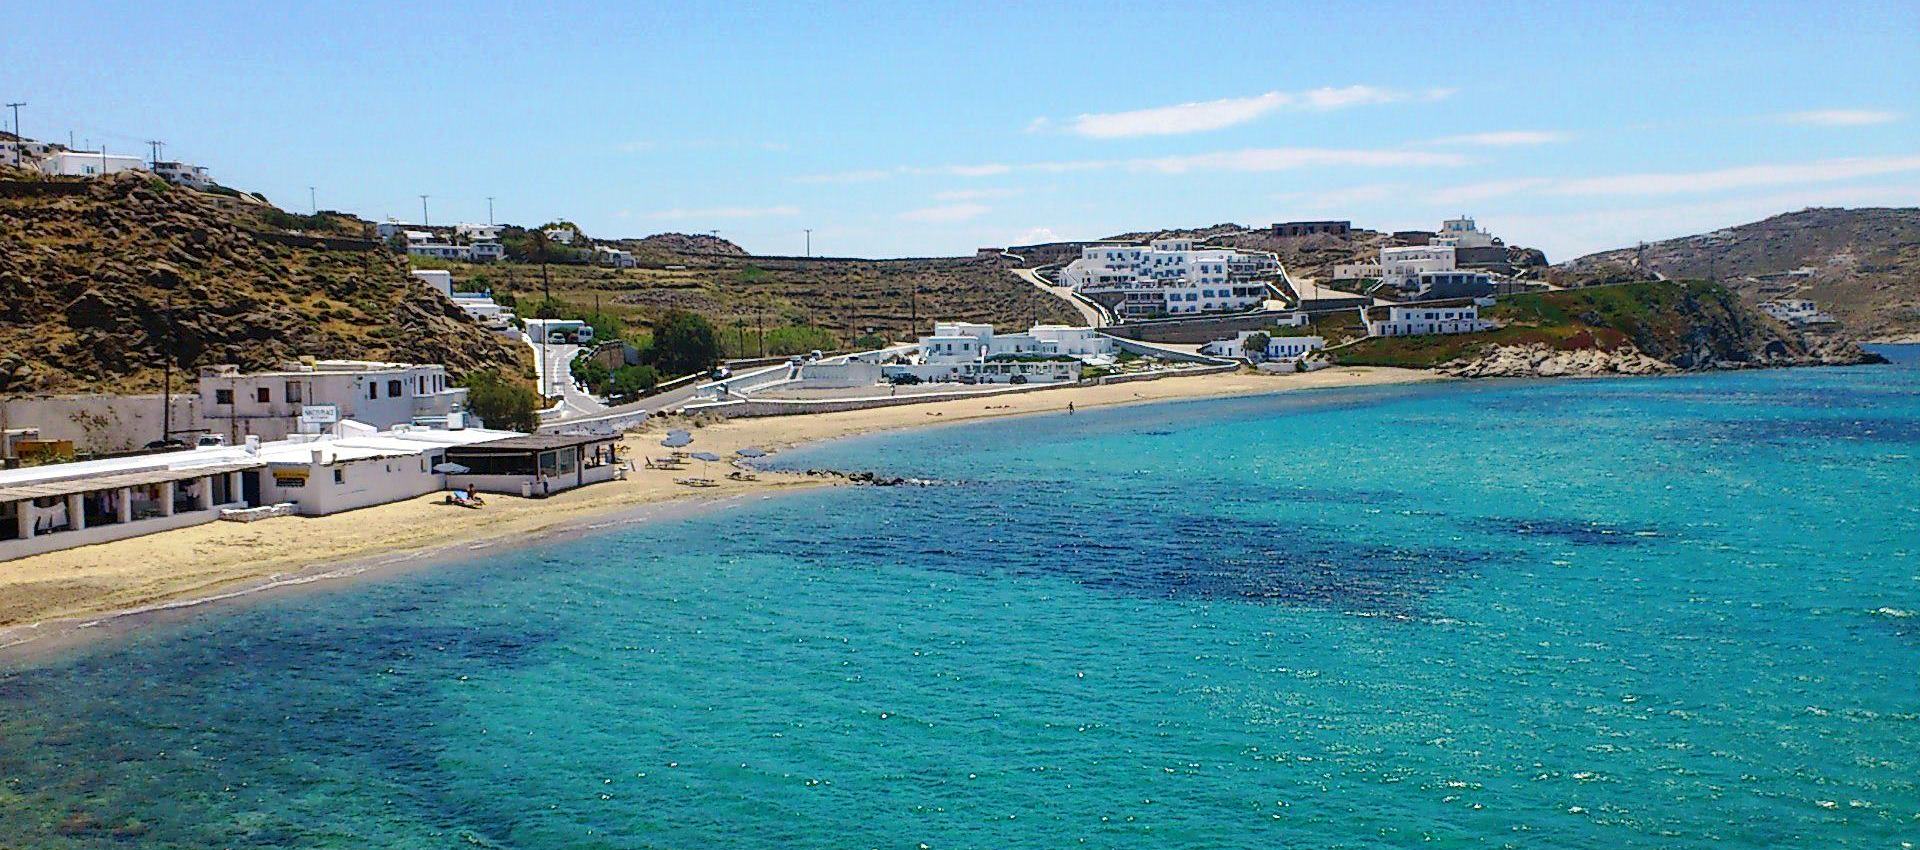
xmin=0 ymin=367 xmax=1438 ymax=643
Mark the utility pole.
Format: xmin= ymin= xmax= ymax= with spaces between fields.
xmin=804 ymin=228 xmax=812 ymax=257
xmin=419 ymin=195 xmax=430 ymax=227
xmin=147 ymin=139 xmax=164 ymax=167
xmin=486 ymin=196 xmax=495 ymax=225
xmin=4 ymin=103 xmax=22 ymax=167
xmin=309 ymin=186 xmax=317 ymax=214
xmin=161 ymin=290 xmax=175 ymax=444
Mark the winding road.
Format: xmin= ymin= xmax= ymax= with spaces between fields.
xmin=1012 ymin=266 xmax=1112 ymax=327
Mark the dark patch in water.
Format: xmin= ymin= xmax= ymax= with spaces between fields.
xmin=1480 ymin=517 xmax=1654 ymax=546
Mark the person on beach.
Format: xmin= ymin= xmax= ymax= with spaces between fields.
xmin=1068 ymin=402 xmax=1075 ymax=415
xmin=465 ymin=484 xmax=485 ymax=507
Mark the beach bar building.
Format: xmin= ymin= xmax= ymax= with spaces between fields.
xmin=0 ymin=458 xmax=259 ymax=561
xmin=442 ymin=433 xmax=623 ymax=497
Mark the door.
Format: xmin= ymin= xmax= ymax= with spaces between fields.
xmin=243 ymin=470 xmax=263 ymax=507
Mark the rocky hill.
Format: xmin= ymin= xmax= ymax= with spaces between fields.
xmin=1332 ymin=280 xmax=1883 ymax=376
xmin=0 ymin=170 xmax=528 ymax=396
xmin=1552 ymin=207 xmax=1920 ymax=341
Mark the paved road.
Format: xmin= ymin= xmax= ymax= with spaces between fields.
xmin=1013 ymin=267 xmax=1110 ymax=327
xmin=527 ymin=339 xmax=608 ymax=419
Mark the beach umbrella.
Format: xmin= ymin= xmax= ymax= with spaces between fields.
xmin=431 ymin=462 xmax=470 ymax=474
xmin=660 ymin=432 xmax=693 ymax=448
xmin=689 ymin=450 xmax=722 ymax=477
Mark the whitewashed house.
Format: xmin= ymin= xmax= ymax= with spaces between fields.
xmin=1759 ymin=299 xmax=1836 ymax=326
xmin=1200 ymin=331 xmax=1326 ymax=361
xmin=37 ymin=150 xmax=146 ymax=177
xmin=152 ymin=160 xmax=212 ymax=189
xmin=593 ymin=245 xmax=637 ymax=268
xmin=1377 ymin=245 xmax=1493 ymax=300
xmin=198 ymin=360 xmax=468 ymax=443
xmin=1364 ymin=300 xmax=1496 ymax=337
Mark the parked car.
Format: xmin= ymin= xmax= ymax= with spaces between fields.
xmin=888 ymin=373 xmax=922 ymax=385
xmin=957 ymin=374 xmax=978 ymax=385
xmin=1010 ymin=374 xmax=1028 ymax=384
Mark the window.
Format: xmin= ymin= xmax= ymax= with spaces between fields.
xmin=368 ymin=383 xmax=378 ymax=400
xmin=333 ymin=468 xmax=344 ymax=484
xmin=388 ymin=379 xmax=403 ymax=397
xmin=256 ymin=387 xmax=270 ymax=403
xmin=215 ymin=389 xmax=234 ymax=405
xmin=285 ymin=381 xmax=302 ymax=403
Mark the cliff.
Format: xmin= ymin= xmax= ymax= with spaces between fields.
xmin=1553 ymin=207 xmax=1920 ymax=341
xmin=1334 ymin=281 xmax=1885 ymax=377
xmin=0 ymin=170 xmax=529 ymax=396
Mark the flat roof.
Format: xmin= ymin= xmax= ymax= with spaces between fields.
xmin=445 ymin=433 xmax=619 ymax=455
xmin=0 ymin=461 xmax=264 ymax=503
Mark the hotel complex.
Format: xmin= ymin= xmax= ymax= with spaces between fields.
xmin=1058 ymin=238 xmax=1280 ymax=319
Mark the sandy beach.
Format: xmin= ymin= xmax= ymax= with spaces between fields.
xmin=0 ymin=366 xmax=1438 ymax=647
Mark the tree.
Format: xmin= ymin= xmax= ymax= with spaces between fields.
xmin=570 ymin=354 xmax=610 ymax=393
xmin=608 ymin=364 xmax=660 ymax=402
xmin=851 ymin=333 xmax=889 ymax=351
xmin=1242 ymin=332 xmax=1270 ymax=361
xmin=459 ymin=369 xmax=542 ymax=432
xmin=644 ymin=310 xmax=723 ymax=376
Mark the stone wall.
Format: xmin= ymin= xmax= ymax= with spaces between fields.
xmin=0 ymin=394 xmax=205 ymax=452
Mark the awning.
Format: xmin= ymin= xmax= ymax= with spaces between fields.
xmin=0 ymin=461 xmax=265 ymax=503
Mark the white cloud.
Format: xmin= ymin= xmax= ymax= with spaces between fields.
xmin=795 ymin=146 xmax=1462 ymax=184
xmin=1429 ymin=130 xmax=1573 ymax=147
xmin=1014 ymin=226 xmax=1059 ymax=244
xmin=899 ymin=203 xmax=991 ymax=223
xmin=1125 ymin=147 xmax=1466 ymax=174
xmin=1274 ymin=183 xmax=1402 ymax=210
xmin=1552 ymin=154 xmax=1920 ymax=196
xmin=647 ymin=205 xmax=800 ymax=220
xmin=1420 ymin=155 xmax=1920 ymax=202
xmin=934 ymin=187 xmax=1023 ymax=201
xmin=1045 ymin=85 xmax=1456 ymax=139
xmin=1777 ymin=109 xmax=1901 ymax=127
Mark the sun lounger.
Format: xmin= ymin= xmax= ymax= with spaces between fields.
xmin=727 ymin=470 xmax=759 ymax=481
xmin=674 ymin=477 xmax=720 ymax=488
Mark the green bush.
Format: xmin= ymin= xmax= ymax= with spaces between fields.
xmin=643 ymin=311 xmax=723 ymax=376
xmin=459 ymin=369 xmax=542 ymax=432
xmin=609 ymin=364 xmax=661 ymax=402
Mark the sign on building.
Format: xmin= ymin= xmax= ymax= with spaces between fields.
xmin=299 ymin=405 xmax=340 ymax=425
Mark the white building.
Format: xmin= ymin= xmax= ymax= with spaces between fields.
xmin=254 ymin=423 xmax=520 ymax=516
xmin=1432 ymin=216 xmax=1498 ymax=250
xmin=455 ymin=223 xmax=503 ymax=241
xmin=1199 ymin=331 xmax=1326 ymax=361
xmin=593 ymin=245 xmax=637 ymax=268
xmin=1759 ymin=299 xmax=1836 ymax=326
xmin=151 ymin=160 xmax=212 ymax=189
xmin=1332 ymin=262 xmax=1383 ymax=281
xmin=544 ymin=227 xmax=577 ymax=245
xmin=1377 ymin=245 xmax=1493 ymax=300
xmin=889 ymin=321 xmax=1092 ymax=384
xmin=0 ymin=449 xmax=259 ymax=561
xmin=1059 ymin=238 xmax=1280 ymax=319
xmin=1364 ymin=300 xmax=1496 ymax=337
xmin=1 ymin=136 xmax=59 ymax=167
xmin=469 ymin=241 xmax=505 ymax=262
xmin=37 ymin=150 xmax=146 ymax=178
xmin=198 ymin=360 xmax=469 ymax=443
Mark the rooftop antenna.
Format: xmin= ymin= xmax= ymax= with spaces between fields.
xmin=486 ymin=196 xmax=495 ymax=225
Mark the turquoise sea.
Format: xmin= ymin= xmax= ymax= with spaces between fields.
xmin=3 ymin=350 xmax=1917 ymax=849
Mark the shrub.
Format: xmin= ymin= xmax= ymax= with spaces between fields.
xmin=459 ymin=369 xmax=542 ymax=431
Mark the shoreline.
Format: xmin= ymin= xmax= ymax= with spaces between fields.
xmin=0 ymin=366 xmax=1441 ymax=659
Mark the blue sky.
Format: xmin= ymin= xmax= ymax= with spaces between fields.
xmin=10 ymin=0 xmax=1917 ymax=260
